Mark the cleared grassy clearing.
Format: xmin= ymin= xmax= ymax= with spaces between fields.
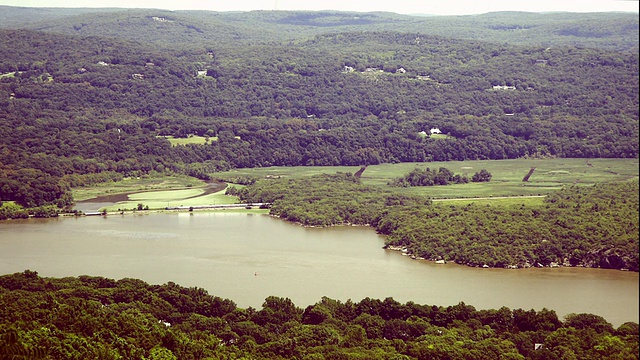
xmin=0 ymin=72 xmax=18 ymax=79
xmin=213 ymin=158 xmax=639 ymax=198
xmin=102 ymin=189 xmax=238 ymax=212
xmin=72 ymin=176 xmax=203 ymax=201
xmin=75 ymin=158 xmax=637 ymax=212
xmin=215 ymin=166 xmax=363 ymax=180
xmin=158 ymin=135 xmax=211 ymax=146
xmin=428 ymin=133 xmax=450 ymax=140
xmin=433 ymin=196 xmax=546 ymax=206
xmin=127 ymin=188 xmax=205 ymax=201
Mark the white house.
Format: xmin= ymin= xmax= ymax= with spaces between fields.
xmin=430 ymin=128 xmax=442 ymax=134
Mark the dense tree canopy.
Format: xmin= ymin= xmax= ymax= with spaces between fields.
xmin=1 ymin=271 xmax=637 ymax=359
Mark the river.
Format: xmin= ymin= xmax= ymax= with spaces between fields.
xmin=0 ymin=212 xmax=637 ymax=327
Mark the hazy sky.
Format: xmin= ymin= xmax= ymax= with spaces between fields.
xmin=1 ymin=0 xmax=638 ymax=15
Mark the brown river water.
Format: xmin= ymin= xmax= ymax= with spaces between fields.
xmin=0 ymin=212 xmax=637 ymax=327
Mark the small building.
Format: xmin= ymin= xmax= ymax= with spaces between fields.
xmin=132 ymin=73 xmax=144 ymax=80
xmin=396 ymin=67 xmax=406 ymax=74
xmin=492 ymin=85 xmax=516 ymax=90
xmin=343 ymin=66 xmax=355 ymax=73
xmin=430 ymin=128 xmax=442 ymax=134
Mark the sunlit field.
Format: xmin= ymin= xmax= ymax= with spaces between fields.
xmin=214 ymin=158 xmax=639 ymax=199
xmin=157 ymin=135 xmax=211 ymax=146
xmin=72 ymin=176 xmax=203 ymax=201
xmin=101 ymin=189 xmax=238 ymax=212
xmin=73 ymin=158 xmax=637 ymax=211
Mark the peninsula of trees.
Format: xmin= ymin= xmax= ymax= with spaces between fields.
xmin=232 ymin=173 xmax=638 ymax=271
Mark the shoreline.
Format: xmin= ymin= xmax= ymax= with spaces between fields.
xmin=6 ymin=209 xmax=638 ymax=273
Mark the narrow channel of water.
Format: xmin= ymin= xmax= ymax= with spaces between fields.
xmin=0 ymin=213 xmax=637 ymax=327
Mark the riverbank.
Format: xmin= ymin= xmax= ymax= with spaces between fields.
xmin=61 ymin=204 xmax=270 ymax=217
xmin=2 ymin=214 xmax=637 ymax=328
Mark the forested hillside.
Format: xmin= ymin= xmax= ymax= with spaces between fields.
xmin=1 ymin=270 xmax=638 ymax=359
xmin=0 ymin=8 xmax=637 ymax=208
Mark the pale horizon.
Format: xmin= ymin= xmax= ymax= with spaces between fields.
xmin=0 ymin=0 xmax=638 ymax=16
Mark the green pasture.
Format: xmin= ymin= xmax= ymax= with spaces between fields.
xmin=158 ymin=135 xmax=212 ymax=146
xmin=74 ymin=158 xmax=637 ymax=212
xmin=0 ymin=201 xmax=22 ymax=211
xmin=433 ymin=196 xmax=545 ymax=207
xmin=417 ymin=132 xmax=451 ymax=140
xmin=101 ymin=188 xmax=238 ymax=212
xmin=72 ymin=175 xmax=204 ymax=201
xmin=429 ymin=133 xmax=450 ymax=140
xmin=0 ymin=72 xmax=17 ymax=79
xmin=215 ymin=166 xmax=363 ymax=180
xmin=213 ymin=158 xmax=638 ymax=199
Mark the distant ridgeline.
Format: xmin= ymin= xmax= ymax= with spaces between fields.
xmin=0 ymin=7 xmax=638 ymax=209
xmin=0 ymin=270 xmax=638 ymax=359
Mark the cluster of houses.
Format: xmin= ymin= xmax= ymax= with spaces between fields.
xmin=342 ymin=66 xmax=407 ymax=74
xmin=151 ymin=16 xmax=173 ymax=23
xmin=78 ymin=60 xmax=153 ymax=80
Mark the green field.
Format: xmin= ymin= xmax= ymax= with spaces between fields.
xmin=101 ymin=188 xmax=239 ymax=212
xmin=73 ymin=158 xmax=638 ymax=211
xmin=157 ymin=135 xmax=212 ymax=146
xmin=72 ymin=175 xmax=204 ymax=201
xmin=215 ymin=158 xmax=639 ymax=199
xmin=0 ymin=72 xmax=18 ymax=79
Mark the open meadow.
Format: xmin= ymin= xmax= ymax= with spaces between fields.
xmin=157 ymin=135 xmax=212 ymax=146
xmin=72 ymin=158 xmax=638 ymax=211
xmin=72 ymin=175 xmax=204 ymax=202
xmin=214 ymin=158 xmax=639 ymax=199
xmin=100 ymin=188 xmax=239 ymax=212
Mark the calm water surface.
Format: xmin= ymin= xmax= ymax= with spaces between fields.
xmin=0 ymin=213 xmax=637 ymax=327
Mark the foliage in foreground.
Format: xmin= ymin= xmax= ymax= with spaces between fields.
xmin=1 ymin=270 xmax=638 ymax=360
xmin=236 ymin=174 xmax=639 ymax=270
